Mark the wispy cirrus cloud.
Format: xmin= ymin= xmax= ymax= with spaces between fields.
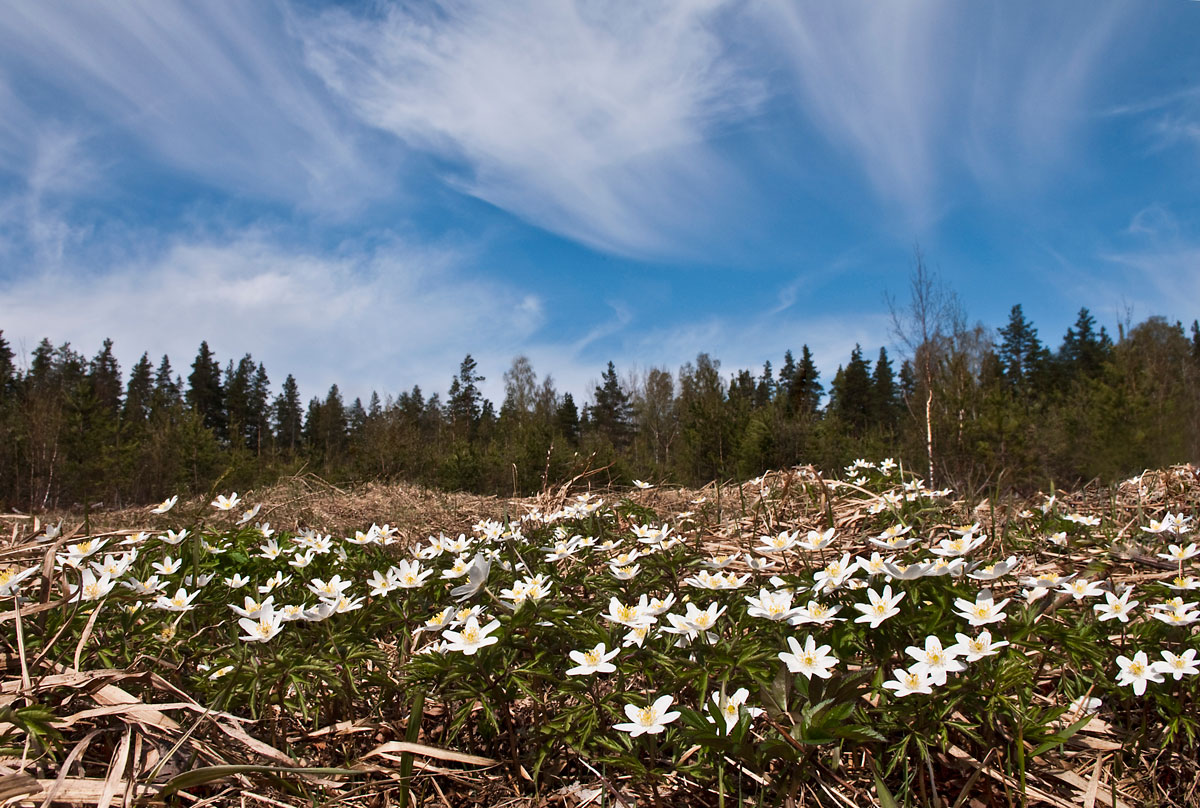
xmin=0 ymin=0 xmax=378 ymax=210
xmin=297 ymin=0 xmax=764 ymax=258
xmin=752 ymin=0 xmax=1132 ymax=220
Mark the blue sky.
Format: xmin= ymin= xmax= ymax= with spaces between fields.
xmin=2 ymin=0 xmax=1198 ymax=406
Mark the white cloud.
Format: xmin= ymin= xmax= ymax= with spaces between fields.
xmin=298 ymin=0 xmax=763 ymax=258
xmin=0 ymin=232 xmax=547 ymax=405
xmin=0 ymin=1 xmax=378 ymax=210
xmin=752 ymin=0 xmax=1131 ymax=218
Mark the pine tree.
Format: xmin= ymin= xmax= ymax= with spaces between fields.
xmin=187 ymin=341 xmax=225 ymax=436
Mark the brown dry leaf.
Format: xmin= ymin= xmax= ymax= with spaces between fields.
xmin=362 ymin=741 xmax=498 ymax=767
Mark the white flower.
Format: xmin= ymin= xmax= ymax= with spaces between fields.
xmin=239 ymin=608 xmax=284 ymax=642
xmin=789 ymin=601 xmax=845 ymax=626
xmin=623 ymin=624 xmax=653 ymax=647
xmin=1061 ymin=578 xmax=1105 ymax=600
xmin=566 ymin=643 xmax=619 ymax=676
xmin=288 ymin=550 xmax=316 ymax=569
xmin=967 ymin=556 xmax=1019 ymax=581
xmin=67 ymin=569 xmax=115 ymax=602
xmin=1152 ymin=649 xmax=1199 ymax=680
xmin=906 ymin=636 xmax=965 ymax=685
xmin=812 ymin=553 xmax=854 ymax=593
xmin=778 ymin=636 xmax=838 ymax=679
xmin=613 ymin=695 xmax=680 ymax=736
xmin=1094 ymin=590 xmax=1139 ymax=623
xmin=57 ymin=539 xmax=108 ymax=569
xmin=211 ymin=492 xmax=241 ymax=511
xmin=1158 ymin=543 xmax=1200 ymax=563
xmin=391 ymin=560 xmax=432 ymax=589
xmin=745 ymin=589 xmax=799 ymax=622
xmin=954 ymin=591 xmax=1010 ymax=627
xmin=258 ymin=571 xmax=291 ymax=594
xmin=1115 ymin=650 xmax=1164 ymax=695
xmin=632 ymin=479 xmax=653 ymax=490
xmin=0 ymin=566 xmax=38 ymax=597
xmin=150 ymin=496 xmax=178 ymax=514
xmin=237 ymin=504 xmax=262 ymax=525
xmin=308 ymin=575 xmax=352 ymax=600
xmin=152 ymin=555 xmax=182 ymax=576
xmin=90 ymin=551 xmax=136 ymax=579
xmin=442 ymin=616 xmax=501 ymax=655
xmin=154 ymin=587 xmax=200 ymax=612
xmin=708 ymin=688 xmax=761 ymax=734
xmin=883 ymin=667 xmax=934 ymax=697
xmin=229 ymin=595 xmax=275 ymax=619
xmin=758 ymin=530 xmax=799 ymax=553
xmin=947 ymin=630 xmax=1009 ymax=662
xmin=1066 ymin=695 xmax=1102 ymax=717
xmin=368 ymin=569 xmax=399 ymax=597
xmin=601 ymin=597 xmax=653 ymax=628
xmin=853 ymin=585 xmax=905 ymax=628
xmin=798 ymin=528 xmax=836 ymax=551
xmin=664 ymin=602 xmax=726 ymax=637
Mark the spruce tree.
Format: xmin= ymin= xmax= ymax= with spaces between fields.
xmin=755 ymin=361 xmax=774 ymax=408
xmin=1060 ymin=308 xmax=1112 ymax=379
xmin=997 ymin=304 xmax=1046 ymax=391
xmin=556 ymin=392 xmax=581 ymax=444
xmin=123 ymin=353 xmax=154 ymax=426
xmin=448 ymin=355 xmax=486 ymax=437
xmin=250 ymin=363 xmax=271 ymax=455
xmin=789 ymin=345 xmax=823 ymax=417
xmin=273 ymin=374 xmax=304 ymax=454
xmin=224 ymin=355 xmax=256 ymax=448
xmin=89 ymin=339 xmax=122 ymax=414
xmin=0 ymin=330 xmax=16 ymax=400
xmin=153 ymin=355 xmax=182 ymax=409
xmin=777 ymin=350 xmax=797 ymax=403
xmin=187 ymin=341 xmax=225 ymax=436
xmin=872 ymin=347 xmax=899 ymax=429
xmin=592 ymin=361 xmax=634 ymax=448
xmin=829 ymin=345 xmax=872 ymax=433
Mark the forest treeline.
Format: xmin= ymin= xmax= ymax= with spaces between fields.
xmin=2 ymin=296 xmax=1199 ymax=511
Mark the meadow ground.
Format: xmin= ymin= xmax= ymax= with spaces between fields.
xmin=1 ymin=463 xmax=1198 ymax=807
